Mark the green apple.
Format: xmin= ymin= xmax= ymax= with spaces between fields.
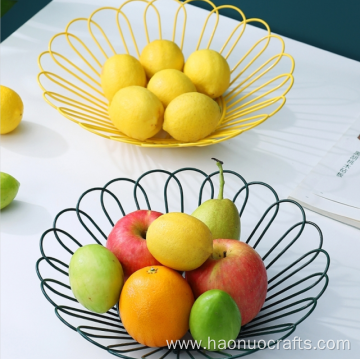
xmin=69 ymin=244 xmax=124 ymax=313
xmin=189 ymin=289 xmax=241 ymax=351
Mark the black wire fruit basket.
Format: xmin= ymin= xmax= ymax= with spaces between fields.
xmin=36 ymin=167 xmax=330 ymax=359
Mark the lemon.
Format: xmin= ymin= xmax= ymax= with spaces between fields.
xmin=108 ymin=86 xmax=164 ymax=141
xmin=100 ymin=54 xmax=147 ymax=101
xmin=163 ymin=92 xmax=221 ymax=142
xmin=147 ymin=69 xmax=196 ymax=108
xmin=1 ymin=172 xmax=20 ymax=209
xmin=147 ymin=212 xmax=213 ymax=271
xmin=184 ymin=49 xmax=230 ymax=98
xmin=0 ymin=85 xmax=24 ymax=134
xmin=140 ymin=40 xmax=184 ymax=78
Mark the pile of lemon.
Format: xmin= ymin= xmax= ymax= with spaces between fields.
xmin=101 ymin=40 xmax=230 ymax=143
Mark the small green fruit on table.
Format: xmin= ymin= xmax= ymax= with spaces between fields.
xmin=0 ymin=172 xmax=20 ymax=210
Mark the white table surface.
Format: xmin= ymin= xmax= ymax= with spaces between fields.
xmin=1 ymin=0 xmax=360 ymax=358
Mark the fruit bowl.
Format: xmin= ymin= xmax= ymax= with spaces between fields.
xmin=37 ymin=0 xmax=294 ymax=147
xmin=36 ymin=167 xmax=329 ymax=358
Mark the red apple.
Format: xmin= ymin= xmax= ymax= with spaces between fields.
xmin=185 ymin=239 xmax=267 ymax=325
xmin=106 ymin=210 xmax=162 ymax=280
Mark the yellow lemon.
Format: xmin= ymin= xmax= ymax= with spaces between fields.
xmin=100 ymin=54 xmax=147 ymax=101
xmin=163 ymin=92 xmax=221 ymax=142
xmin=147 ymin=212 xmax=213 ymax=271
xmin=108 ymin=86 xmax=164 ymax=141
xmin=0 ymin=85 xmax=24 ymax=134
xmin=184 ymin=49 xmax=230 ymax=98
xmin=147 ymin=69 xmax=196 ymax=108
xmin=140 ymin=40 xmax=184 ymax=78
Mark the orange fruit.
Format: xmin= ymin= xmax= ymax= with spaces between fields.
xmin=119 ymin=266 xmax=194 ymax=347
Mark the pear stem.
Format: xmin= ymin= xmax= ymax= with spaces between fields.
xmin=211 ymin=158 xmax=224 ymax=200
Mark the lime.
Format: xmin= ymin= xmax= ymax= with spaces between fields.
xmin=189 ymin=289 xmax=241 ymax=351
xmin=0 ymin=172 xmax=20 ymax=209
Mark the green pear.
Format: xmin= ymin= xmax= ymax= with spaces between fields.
xmin=192 ymin=159 xmax=240 ymax=240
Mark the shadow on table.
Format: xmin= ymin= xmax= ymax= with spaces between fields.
xmin=302 ymin=290 xmax=360 ymax=358
xmin=103 ymin=125 xmax=297 ymax=192
xmin=252 ymin=105 xmax=297 ymax=131
xmin=0 ymin=121 xmax=68 ymax=158
xmin=298 ymin=254 xmax=360 ymax=358
xmin=239 ymin=255 xmax=360 ymax=359
xmin=1 ymin=200 xmax=52 ymax=236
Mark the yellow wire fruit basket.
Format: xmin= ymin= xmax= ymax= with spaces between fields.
xmin=37 ymin=0 xmax=295 ymax=148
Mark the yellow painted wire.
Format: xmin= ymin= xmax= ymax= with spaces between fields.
xmin=37 ymin=0 xmax=295 ymax=147
xmin=143 ymin=0 xmax=163 ymax=43
xmin=87 ymin=10 xmax=119 ymax=58
xmin=171 ymin=0 xmax=187 ymax=49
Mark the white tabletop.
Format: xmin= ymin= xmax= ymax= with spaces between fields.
xmin=1 ymin=0 xmax=360 ymax=358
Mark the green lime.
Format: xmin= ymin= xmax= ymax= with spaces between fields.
xmin=189 ymin=289 xmax=241 ymax=351
xmin=0 ymin=172 xmax=20 ymax=209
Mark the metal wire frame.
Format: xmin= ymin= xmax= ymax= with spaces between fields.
xmin=37 ymin=0 xmax=295 ymax=147
xmin=36 ymin=167 xmax=330 ymax=358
